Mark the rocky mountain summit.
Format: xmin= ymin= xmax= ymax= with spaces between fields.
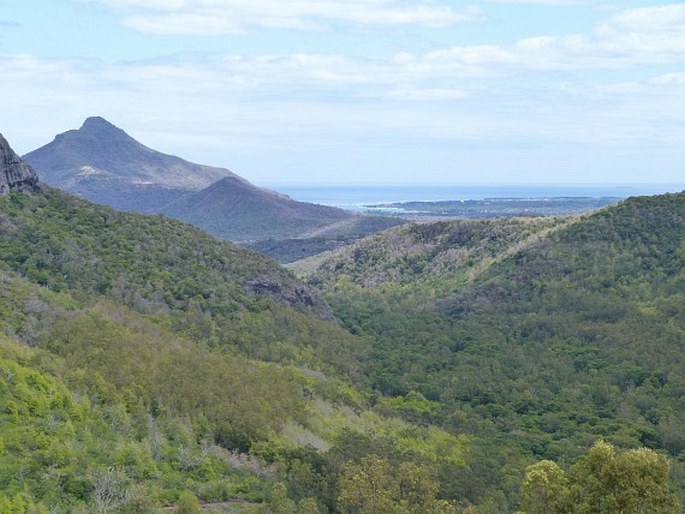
xmin=0 ymin=133 xmax=41 ymax=194
xmin=24 ymin=116 xmax=235 ymax=192
xmin=22 ymin=117 xmax=237 ymax=212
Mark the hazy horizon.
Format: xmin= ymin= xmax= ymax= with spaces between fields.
xmin=261 ymin=182 xmax=685 ymax=209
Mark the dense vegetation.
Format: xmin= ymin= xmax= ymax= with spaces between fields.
xmin=0 ymin=189 xmax=473 ymax=512
xmin=299 ymin=193 xmax=685 ymax=510
xmin=0 ymin=188 xmax=366 ymax=369
xmin=1 ymin=185 xmax=683 ymax=512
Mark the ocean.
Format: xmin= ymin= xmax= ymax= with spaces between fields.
xmin=262 ymin=183 xmax=684 ymax=210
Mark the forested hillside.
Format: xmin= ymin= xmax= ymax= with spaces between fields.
xmin=1 ymin=128 xmax=683 ymax=512
xmin=300 ymin=193 xmax=685 ymax=510
xmin=0 ymin=187 xmax=476 ymax=513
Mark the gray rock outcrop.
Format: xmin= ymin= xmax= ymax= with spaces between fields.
xmin=0 ymin=133 xmax=41 ymax=194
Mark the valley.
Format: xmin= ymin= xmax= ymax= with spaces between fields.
xmin=1 ymin=130 xmax=683 ymax=513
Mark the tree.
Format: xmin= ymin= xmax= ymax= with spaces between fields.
xmin=520 ymin=441 xmax=680 ymax=514
xmin=520 ymin=460 xmax=567 ymax=514
xmin=338 ymin=455 xmax=398 ymax=514
xmin=270 ymin=482 xmax=297 ymax=514
xmin=175 ymin=491 xmax=201 ymax=514
xmin=337 ymin=455 xmax=458 ymax=513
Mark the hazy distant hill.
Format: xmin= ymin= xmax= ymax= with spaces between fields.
xmin=24 ymin=117 xmax=401 ymax=248
xmin=160 ymin=175 xmax=353 ymax=242
xmin=23 ymin=117 xmax=236 ymax=212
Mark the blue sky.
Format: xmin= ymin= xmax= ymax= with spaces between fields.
xmin=1 ymin=0 xmax=684 ymax=185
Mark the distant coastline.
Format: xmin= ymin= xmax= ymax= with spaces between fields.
xmin=263 ymin=183 xmax=685 ymax=210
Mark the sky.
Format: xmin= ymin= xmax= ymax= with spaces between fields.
xmin=1 ymin=0 xmax=684 ymax=186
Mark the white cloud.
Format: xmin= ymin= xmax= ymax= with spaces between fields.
xmin=84 ymin=0 xmax=484 ymax=34
xmin=649 ymin=72 xmax=685 ymax=87
xmin=385 ymin=88 xmax=469 ymax=101
xmin=3 ymin=50 xmax=684 ymax=150
xmin=395 ymin=3 xmax=685 ymax=72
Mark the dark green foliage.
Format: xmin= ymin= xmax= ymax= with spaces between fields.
xmin=0 ymin=188 xmax=302 ymax=309
xmin=0 ymin=188 xmax=365 ymax=373
xmin=305 ymin=192 xmax=685 ymax=507
xmin=2 ymin=185 xmax=684 ymax=512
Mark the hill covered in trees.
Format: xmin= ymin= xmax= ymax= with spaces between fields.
xmin=0 ymin=177 xmax=471 ymax=512
xmin=297 ymin=192 xmax=685 ymax=510
xmin=2 ymin=130 xmax=683 ymax=512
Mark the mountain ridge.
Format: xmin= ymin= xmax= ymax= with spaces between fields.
xmin=161 ymin=175 xmax=354 ymax=242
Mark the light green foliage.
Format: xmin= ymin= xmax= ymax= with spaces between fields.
xmin=0 ymin=339 xmax=83 ymax=506
xmin=175 ymin=491 xmax=202 ymax=514
xmin=337 ymin=455 xmax=459 ymax=513
xmin=296 ymin=497 xmax=321 ymax=514
xmin=1 ymin=186 xmax=684 ymax=513
xmin=0 ymin=301 xmax=282 ymax=510
xmin=0 ymin=493 xmax=49 ymax=514
xmin=270 ymin=482 xmax=297 ymax=514
xmin=264 ymin=482 xmax=324 ymax=514
xmin=376 ymin=390 xmax=441 ymax=423
xmin=521 ymin=441 xmax=680 ymax=514
xmin=521 ymin=460 xmax=568 ymax=514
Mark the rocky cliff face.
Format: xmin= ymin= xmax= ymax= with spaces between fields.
xmin=0 ymin=134 xmax=41 ymax=194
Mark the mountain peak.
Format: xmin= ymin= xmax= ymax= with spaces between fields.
xmin=23 ymin=119 xmax=237 ymax=198
xmin=0 ymin=133 xmax=41 ymax=195
xmin=82 ymin=116 xmax=114 ymax=128
xmin=79 ymin=116 xmax=132 ymax=139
